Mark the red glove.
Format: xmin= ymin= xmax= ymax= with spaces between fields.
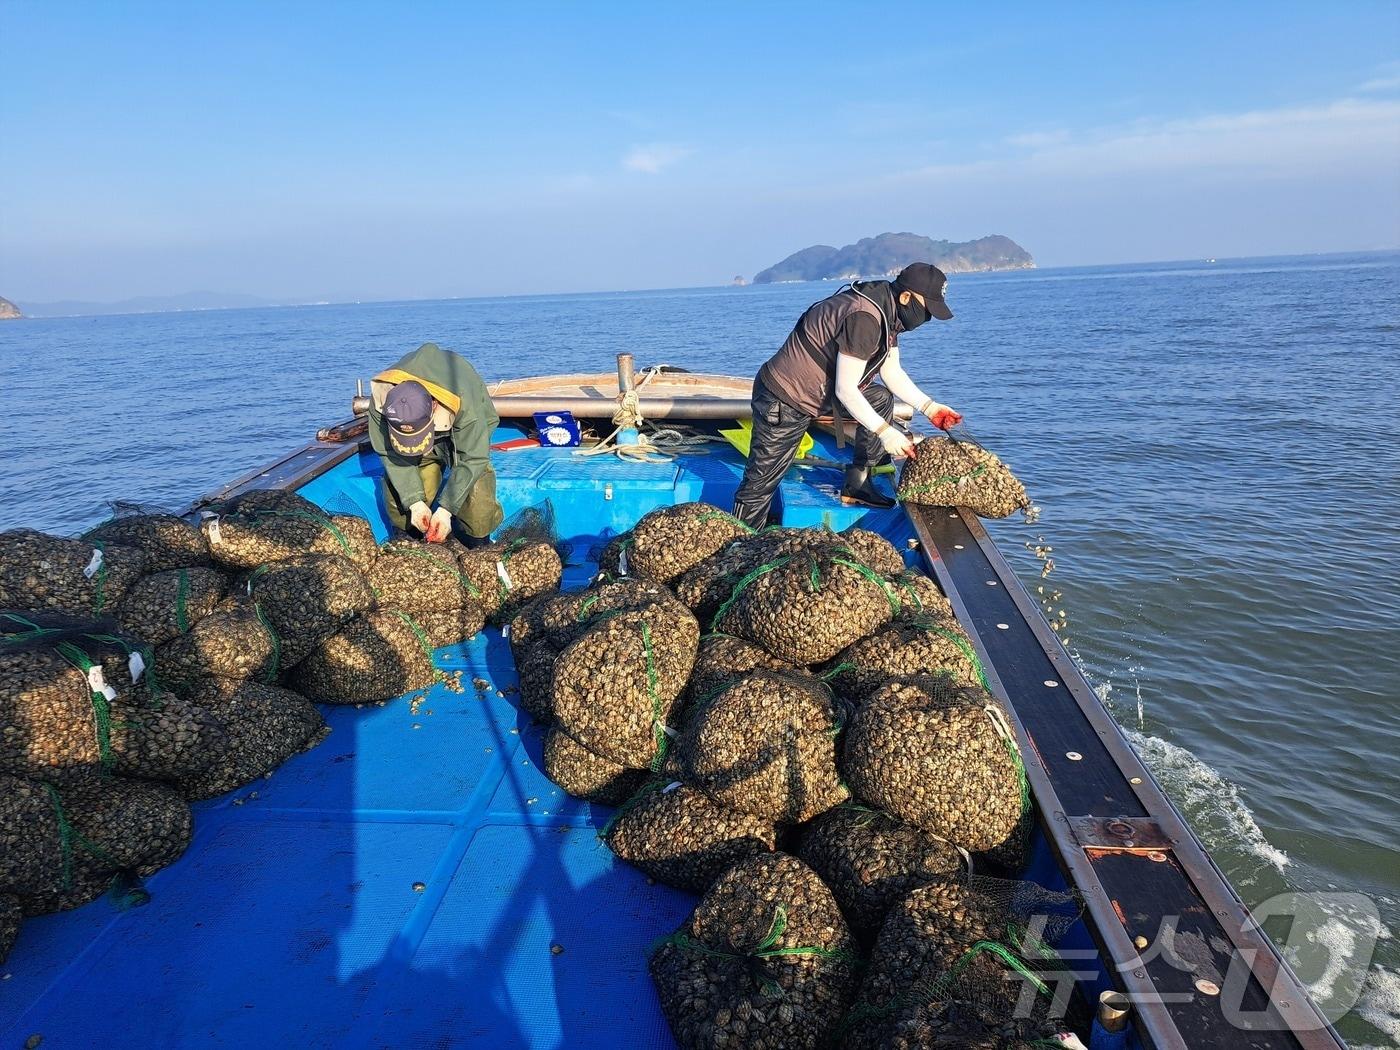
xmin=931 ymin=407 xmax=963 ymax=431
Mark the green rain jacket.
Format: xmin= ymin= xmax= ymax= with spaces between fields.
xmin=367 ymin=342 xmax=499 ymax=513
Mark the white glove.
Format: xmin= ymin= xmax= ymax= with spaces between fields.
xmin=408 ymin=501 xmax=432 ymax=534
xmin=426 ymin=507 xmax=453 ymax=543
xmin=878 ymin=424 xmax=916 ymax=458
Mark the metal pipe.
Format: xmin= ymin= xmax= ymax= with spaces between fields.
xmin=616 ymin=353 xmax=636 ymax=396
xmin=488 ymin=394 xmax=914 ymax=422
xmin=1097 ymin=989 xmax=1131 ymax=1033
xmin=351 ymin=378 xmax=371 ymax=418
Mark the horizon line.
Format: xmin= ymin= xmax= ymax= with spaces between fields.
xmin=7 ymin=246 xmax=1397 ymax=321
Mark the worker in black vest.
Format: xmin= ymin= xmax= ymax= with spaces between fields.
xmin=732 ymin=262 xmax=962 ymax=529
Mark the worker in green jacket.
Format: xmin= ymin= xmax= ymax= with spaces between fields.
xmin=368 ymin=342 xmax=504 ymax=544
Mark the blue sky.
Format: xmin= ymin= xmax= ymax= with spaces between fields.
xmin=2 ymin=1 xmax=1398 ymax=303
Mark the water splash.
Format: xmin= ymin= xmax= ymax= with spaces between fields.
xmin=1354 ymin=965 xmax=1400 ymax=1047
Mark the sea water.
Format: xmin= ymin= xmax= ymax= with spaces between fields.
xmin=2 ymin=251 xmax=1397 ymax=1044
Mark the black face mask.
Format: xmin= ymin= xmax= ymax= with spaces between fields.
xmin=896 ymin=291 xmax=930 ymax=332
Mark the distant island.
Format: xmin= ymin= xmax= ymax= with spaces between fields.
xmin=17 ymin=290 xmax=281 ymax=319
xmin=0 ymin=296 xmax=20 ymax=320
xmin=753 ymin=232 xmax=1034 ymax=284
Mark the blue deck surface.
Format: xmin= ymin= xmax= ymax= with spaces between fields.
xmin=0 ymin=429 xmax=1094 ymax=1048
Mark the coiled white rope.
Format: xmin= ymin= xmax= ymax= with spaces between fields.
xmin=574 ymin=366 xmax=727 ymax=463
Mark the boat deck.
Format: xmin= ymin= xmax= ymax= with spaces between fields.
xmin=0 ymin=431 xmax=930 ymax=1048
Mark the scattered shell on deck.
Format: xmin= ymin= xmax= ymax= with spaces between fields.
xmin=542 ymin=728 xmax=647 ymax=806
xmin=650 ymin=853 xmax=858 ymax=1050
xmin=825 ymin=617 xmax=983 ymax=702
xmin=896 ymin=437 xmax=1031 ymax=519
xmin=175 ymin=677 xmax=329 ymax=800
xmin=603 ymin=779 xmax=776 ymax=893
xmin=552 ymin=596 xmax=699 ymax=769
xmin=0 ymin=531 xmax=147 ymax=617
xmin=84 ymin=513 xmax=210 ymax=573
xmin=714 ymin=543 xmax=896 ymax=665
xmin=677 ymin=670 xmax=848 ymax=823
xmin=290 ymin=610 xmax=438 ymax=704
xmin=795 ymin=804 xmax=965 ymax=941
xmin=116 ymin=566 xmax=229 ymax=647
xmin=842 ymin=676 xmax=1030 ymax=863
xmin=245 ymin=553 xmax=374 ymax=668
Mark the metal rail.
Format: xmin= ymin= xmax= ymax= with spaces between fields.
xmin=904 ymin=503 xmax=1344 ymax=1050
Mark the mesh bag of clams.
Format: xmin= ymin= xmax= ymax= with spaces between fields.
xmin=155 ymin=595 xmax=282 ymax=691
xmin=887 ymin=570 xmax=954 ymax=622
xmin=552 ymin=594 xmax=699 ymax=769
xmin=115 ymin=566 xmax=230 ymax=647
xmin=650 ymin=852 xmax=859 ymax=1050
xmin=834 ymin=527 xmax=906 ymax=576
xmin=0 ymin=530 xmax=147 ymax=617
xmin=175 ymin=678 xmax=329 ymax=800
xmin=245 ymin=553 xmax=375 ymax=668
xmin=796 ymin=802 xmax=968 ymax=942
xmin=593 ymin=531 xmax=640 ymax=582
xmin=413 ymin=604 xmax=486 ymax=648
xmin=84 ymin=503 xmax=211 ymax=573
xmin=713 ymin=541 xmax=900 ymax=665
xmin=542 ymin=728 xmax=647 ymax=806
xmin=622 ymin=502 xmax=755 ymax=583
xmin=12 ymin=769 xmax=193 ymax=917
xmin=199 ymin=489 xmax=370 ymax=570
xmin=290 ymin=609 xmax=439 ymax=704
xmin=0 ymin=892 xmax=18 ymax=965
xmin=685 ymin=633 xmax=795 ymax=705
xmin=369 ymin=537 xmax=483 ymax=616
xmin=896 ymin=436 xmax=1032 ymax=519
xmin=842 ymin=876 xmax=1084 ymax=1050
xmin=843 ymin=676 xmax=1031 ymax=868
xmin=601 ymin=778 xmax=777 ymax=892
xmin=677 ymin=670 xmax=849 ymax=823
xmin=824 ymin=617 xmax=986 ymax=702
xmin=457 ymin=538 xmax=563 ymax=624
xmin=0 ymin=618 xmax=223 ymax=783
xmin=1 ymin=771 xmax=65 ymax=896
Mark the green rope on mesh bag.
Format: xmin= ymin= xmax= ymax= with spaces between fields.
xmin=53 ymin=641 xmax=116 ymax=771
xmin=654 ymin=903 xmax=855 ymax=998
xmin=983 ymin=704 xmax=1031 ymax=818
xmin=174 ymin=568 xmax=191 ymax=634
xmin=830 ymin=556 xmax=902 ymax=616
xmin=386 ymin=545 xmax=481 ymax=600
xmin=929 ymin=938 xmax=1052 ymax=999
xmin=709 ymin=554 xmax=795 ymax=630
xmin=242 ymin=507 xmax=355 ymax=558
xmin=905 ymin=620 xmax=989 ymax=690
xmin=82 ymin=631 xmax=162 ymax=701
xmin=41 ymin=783 xmax=118 ymax=891
xmin=252 ymin=602 xmax=282 ymax=683
xmin=393 ymin=611 xmax=445 ymax=682
xmin=641 ymin=621 xmax=670 ymax=772
xmin=895 ymin=464 xmax=988 ymax=502
xmin=695 ymin=509 xmax=756 ymax=534
xmin=0 ymin=612 xmax=60 ymax=643
xmin=599 ymin=777 xmax=671 ymax=839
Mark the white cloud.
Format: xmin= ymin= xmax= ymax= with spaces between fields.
xmin=622 ymin=143 xmax=693 ymax=174
xmin=890 ymin=96 xmax=1400 ymax=186
xmin=1358 ymin=75 xmax=1400 ymax=93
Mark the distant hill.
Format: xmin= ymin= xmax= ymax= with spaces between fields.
xmin=0 ymin=296 xmax=20 ymax=320
xmin=19 ymin=290 xmax=279 ymax=318
xmin=753 ymin=232 xmax=1034 ymax=284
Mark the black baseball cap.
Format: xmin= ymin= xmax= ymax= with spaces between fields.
xmin=383 ymin=380 xmax=435 ymax=458
xmin=894 ymin=262 xmax=954 ymax=320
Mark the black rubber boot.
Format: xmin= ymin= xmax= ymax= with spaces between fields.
xmin=841 ymin=465 xmax=895 ymax=509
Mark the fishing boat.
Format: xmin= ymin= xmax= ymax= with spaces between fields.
xmin=0 ymin=356 xmax=1342 ymax=1050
